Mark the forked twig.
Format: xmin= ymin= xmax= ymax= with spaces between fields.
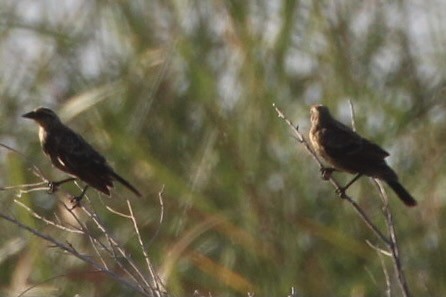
xmin=14 ymin=200 xmax=83 ymax=233
xmin=374 ymin=180 xmax=411 ymax=297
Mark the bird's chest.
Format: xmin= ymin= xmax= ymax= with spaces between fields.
xmin=310 ymin=129 xmax=328 ymax=156
xmin=38 ymin=126 xmax=46 ymax=145
xmin=39 ymin=127 xmax=50 ymax=154
xmin=310 ymin=128 xmax=342 ymax=166
xmin=39 ymin=127 xmax=59 ymax=156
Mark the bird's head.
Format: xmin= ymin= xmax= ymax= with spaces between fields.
xmin=22 ymin=107 xmax=61 ymax=128
xmin=310 ymin=104 xmax=332 ymax=125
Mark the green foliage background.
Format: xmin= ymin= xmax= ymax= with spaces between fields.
xmin=0 ymin=1 xmax=445 ymax=296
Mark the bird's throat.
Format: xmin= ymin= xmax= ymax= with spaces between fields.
xmin=38 ymin=126 xmax=47 ymax=146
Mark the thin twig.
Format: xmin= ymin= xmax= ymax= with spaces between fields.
xmin=348 ymin=99 xmax=356 ymax=132
xmin=366 ymin=240 xmax=392 ymax=257
xmin=53 ymin=192 xmax=149 ymax=293
xmin=127 ymin=200 xmax=152 ymax=275
xmin=365 ymin=239 xmax=393 ymax=296
xmin=1 ymin=181 xmax=48 ymax=191
xmin=61 ymin=199 xmax=117 ymax=273
xmin=380 ymin=252 xmax=392 ymax=297
xmin=16 ymin=271 xmax=107 ymax=297
xmin=148 ymin=185 xmax=165 ymax=247
xmin=80 ymin=201 xmax=154 ymax=292
xmin=0 ymin=142 xmax=49 ymax=182
xmin=375 ymin=180 xmax=412 ymax=297
xmin=106 ymin=206 xmax=132 ymax=218
xmin=14 ymin=200 xmax=83 ymax=234
xmin=105 ymin=191 xmax=167 ymax=296
xmin=341 ymin=195 xmax=391 ymax=245
xmin=127 ymin=200 xmax=165 ymax=295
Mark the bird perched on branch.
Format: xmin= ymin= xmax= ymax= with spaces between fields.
xmin=309 ymin=104 xmax=417 ymax=207
xmin=23 ymin=107 xmax=141 ymax=203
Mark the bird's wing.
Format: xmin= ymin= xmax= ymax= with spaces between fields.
xmin=58 ymin=130 xmax=140 ymax=197
xmin=321 ymin=121 xmax=389 ymax=159
xmin=55 ymin=130 xmax=106 ymax=171
xmin=52 ymin=128 xmax=114 ymax=195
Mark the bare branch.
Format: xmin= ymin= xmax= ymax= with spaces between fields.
xmin=14 ymin=199 xmax=83 ymax=233
xmin=374 ymin=180 xmax=412 ymax=297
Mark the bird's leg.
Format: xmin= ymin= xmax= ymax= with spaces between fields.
xmin=336 ymin=173 xmax=362 ymax=197
xmin=48 ymin=177 xmax=77 ymax=193
xmin=320 ymin=167 xmax=336 ymax=180
xmin=69 ymin=185 xmax=89 ymax=209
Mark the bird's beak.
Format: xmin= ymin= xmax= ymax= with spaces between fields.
xmin=22 ymin=111 xmax=37 ymax=119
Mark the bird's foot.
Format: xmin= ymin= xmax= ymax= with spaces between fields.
xmin=47 ymin=181 xmax=59 ymax=194
xmin=335 ymin=186 xmax=348 ymax=199
xmin=47 ymin=177 xmax=77 ymax=194
xmin=335 ymin=174 xmax=362 ymax=199
xmin=320 ymin=167 xmax=336 ymax=180
xmin=69 ymin=195 xmax=82 ymax=209
xmin=68 ymin=185 xmax=89 ymax=209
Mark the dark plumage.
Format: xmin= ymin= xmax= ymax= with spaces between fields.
xmin=309 ymin=104 xmax=416 ymax=207
xmin=23 ymin=107 xmax=141 ymax=199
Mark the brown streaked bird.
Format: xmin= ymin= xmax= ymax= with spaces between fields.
xmin=309 ymin=104 xmax=417 ymax=207
xmin=23 ymin=107 xmax=141 ymax=202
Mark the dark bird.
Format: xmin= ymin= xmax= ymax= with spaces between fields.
xmin=23 ymin=107 xmax=141 ymax=202
xmin=309 ymin=104 xmax=417 ymax=207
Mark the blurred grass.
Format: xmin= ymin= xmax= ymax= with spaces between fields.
xmin=0 ymin=0 xmax=445 ymax=296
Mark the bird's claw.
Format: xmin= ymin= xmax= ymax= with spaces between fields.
xmin=47 ymin=181 xmax=58 ymax=194
xmin=69 ymin=196 xmax=82 ymax=209
xmin=335 ymin=187 xmax=348 ymax=199
xmin=68 ymin=186 xmax=88 ymax=209
xmin=320 ymin=167 xmax=335 ymax=180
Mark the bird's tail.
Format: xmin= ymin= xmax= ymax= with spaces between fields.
xmin=386 ymin=180 xmax=417 ymax=207
xmin=111 ymin=171 xmax=142 ymax=197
